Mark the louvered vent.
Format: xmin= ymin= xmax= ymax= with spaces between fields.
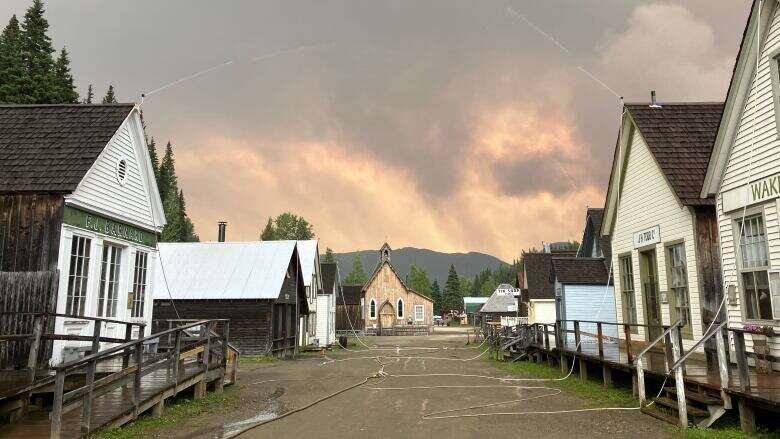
xmin=117 ymin=159 xmax=128 ymax=184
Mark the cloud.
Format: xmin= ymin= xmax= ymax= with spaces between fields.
xmin=597 ymin=3 xmax=733 ymax=101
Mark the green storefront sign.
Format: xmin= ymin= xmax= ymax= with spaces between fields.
xmin=63 ymin=206 xmax=157 ymax=247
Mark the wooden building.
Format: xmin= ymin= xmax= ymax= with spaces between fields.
xmin=463 ymin=296 xmax=488 ymax=326
xmin=296 ymin=240 xmax=321 ymax=348
xmin=316 ymin=261 xmax=339 ymax=347
xmin=551 ymin=257 xmax=616 ymax=342
xmin=602 ymin=102 xmax=724 ymax=356
xmin=336 ymin=284 xmax=364 ymax=332
xmin=520 ymin=252 xmax=556 ymax=324
xmin=702 ymin=0 xmax=780 ymax=365
xmin=479 ymin=284 xmax=523 ymax=327
xmin=0 ymin=104 xmax=166 ymax=365
xmin=363 ymin=243 xmax=433 ymax=335
xmin=151 ymin=241 xmax=308 ymax=357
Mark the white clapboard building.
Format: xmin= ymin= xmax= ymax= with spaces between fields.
xmin=296 ymin=240 xmax=321 ymax=347
xmin=602 ymin=101 xmax=725 ymax=357
xmin=702 ymin=0 xmax=780 ymax=362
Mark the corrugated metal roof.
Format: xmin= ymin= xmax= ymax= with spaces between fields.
xmin=296 ymin=240 xmax=318 ymax=287
xmin=463 ymin=296 xmax=489 ymax=314
xmin=152 ymin=241 xmax=296 ymax=300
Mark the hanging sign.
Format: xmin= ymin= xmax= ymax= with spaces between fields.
xmin=633 ymin=225 xmax=660 ymax=249
xmin=63 ymin=205 xmax=157 ymax=247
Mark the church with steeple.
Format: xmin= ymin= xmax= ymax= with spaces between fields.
xmin=361 ymin=243 xmax=434 ymax=334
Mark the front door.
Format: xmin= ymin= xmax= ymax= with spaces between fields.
xmin=379 ymin=302 xmax=395 ymax=335
xmin=640 ymin=249 xmax=662 ymax=341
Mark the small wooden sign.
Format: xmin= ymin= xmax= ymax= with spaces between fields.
xmin=633 ymin=225 xmax=660 ymax=249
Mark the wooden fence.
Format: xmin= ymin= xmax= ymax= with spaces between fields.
xmin=336 ymin=304 xmax=363 ymax=331
xmin=0 ymin=271 xmax=58 ymax=369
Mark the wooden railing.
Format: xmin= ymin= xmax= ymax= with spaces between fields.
xmin=48 ymin=319 xmax=233 ymax=439
xmin=0 ymin=312 xmax=146 ymax=386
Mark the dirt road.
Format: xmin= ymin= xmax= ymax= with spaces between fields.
xmin=162 ymin=328 xmax=672 ymax=438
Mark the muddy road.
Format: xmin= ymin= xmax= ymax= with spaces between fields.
xmin=155 ymin=328 xmax=672 ymax=439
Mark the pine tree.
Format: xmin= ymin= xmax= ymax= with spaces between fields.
xmin=156 ymin=141 xmax=198 ymax=242
xmin=160 ymin=187 xmax=184 ymax=242
xmin=53 ymin=47 xmax=77 ymax=103
xmin=0 ymin=15 xmax=29 ymax=103
xmin=431 ymin=280 xmax=442 ymax=315
xmin=260 ymin=217 xmax=277 ymax=240
xmin=102 ymin=84 xmax=116 ymax=103
xmin=323 ymin=248 xmax=336 ymax=263
xmin=178 ymin=190 xmax=199 ymax=242
xmin=83 ymin=83 xmax=93 ymax=103
xmin=442 ymin=264 xmax=462 ymax=312
xmin=344 ymin=254 xmax=367 ymax=285
xmin=157 ymin=142 xmax=176 ymax=206
xmin=407 ymin=265 xmax=432 ymax=299
xmin=146 ymin=137 xmax=159 ymax=181
xmin=21 ymin=0 xmax=56 ymax=103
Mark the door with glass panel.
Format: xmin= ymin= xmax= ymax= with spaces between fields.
xmin=666 ymin=243 xmax=692 ymax=339
xmin=97 ymin=243 xmax=122 ymax=343
xmin=640 ymin=249 xmax=662 ymax=341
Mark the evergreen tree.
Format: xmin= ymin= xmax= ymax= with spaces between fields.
xmin=21 ymin=0 xmax=56 ymax=103
xmin=156 ymin=141 xmax=198 ymax=242
xmin=442 ymin=265 xmax=462 ymax=312
xmin=0 ymin=15 xmax=29 ymax=103
xmin=146 ymin=137 xmax=159 ymax=181
xmin=178 ymin=190 xmax=199 ymax=242
xmin=160 ymin=187 xmax=184 ymax=242
xmin=260 ymin=217 xmax=277 ymax=240
xmin=407 ymin=264 xmax=432 ymax=299
xmin=83 ymin=83 xmax=93 ymax=103
xmin=431 ymin=280 xmax=443 ymax=315
xmin=323 ymin=248 xmax=336 ymax=263
xmin=102 ymin=84 xmax=116 ymax=103
xmin=259 ymin=213 xmax=314 ymax=240
xmin=344 ymin=254 xmax=367 ymax=285
xmin=53 ymin=47 xmax=77 ymax=103
xmin=157 ymin=141 xmax=176 ymax=206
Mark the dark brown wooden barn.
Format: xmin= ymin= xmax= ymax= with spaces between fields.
xmin=336 ymin=284 xmax=364 ymax=333
xmin=152 ymin=241 xmax=308 ymax=357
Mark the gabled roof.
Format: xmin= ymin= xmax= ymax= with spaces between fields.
xmin=340 ymin=285 xmax=364 ymax=305
xmin=0 ymin=104 xmax=135 ymax=193
xmin=320 ymin=262 xmax=338 ymax=295
xmin=577 ymin=208 xmax=612 ymax=263
xmin=363 ymin=257 xmax=432 ymax=301
xmin=703 ymin=0 xmax=769 ymax=196
xmin=152 ymin=241 xmax=300 ymax=301
xmin=551 ymin=257 xmax=611 ymax=285
xmin=522 ymin=252 xmax=554 ymax=300
xmin=625 ymin=103 xmax=723 ymax=206
xmin=296 ymin=240 xmax=320 ymax=289
xmin=480 ymin=286 xmax=520 ymax=314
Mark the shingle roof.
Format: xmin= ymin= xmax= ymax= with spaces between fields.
xmin=577 ymin=208 xmax=612 ymax=263
xmin=480 ymin=285 xmax=520 ymax=314
xmin=551 ymin=257 xmax=611 ymax=285
xmin=0 ymin=104 xmax=135 ymax=193
xmin=320 ymin=262 xmax=338 ymax=295
xmin=340 ymin=285 xmax=363 ymax=305
xmin=523 ymin=253 xmax=554 ymax=300
xmin=625 ymin=103 xmax=724 ymax=206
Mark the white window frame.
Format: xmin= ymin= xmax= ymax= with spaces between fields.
xmin=618 ymin=254 xmax=638 ymax=333
xmin=397 ymin=298 xmax=404 ymax=319
xmin=97 ymin=242 xmax=124 ymax=318
xmin=414 ymin=305 xmax=424 ymax=322
xmin=665 ymin=241 xmax=692 ymax=339
xmin=369 ymin=298 xmax=377 ymax=320
xmin=734 ymin=211 xmax=776 ymax=321
xmin=130 ymin=250 xmax=149 ymax=318
xmin=65 ymin=234 xmax=92 ymax=316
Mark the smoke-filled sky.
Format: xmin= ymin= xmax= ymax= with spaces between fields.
xmin=2 ymin=1 xmax=750 ymax=260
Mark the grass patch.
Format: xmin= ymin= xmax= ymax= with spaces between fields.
xmin=493 ymin=358 xmax=637 ymax=408
xmin=239 ymin=355 xmax=278 ymax=364
xmin=677 ymin=417 xmax=780 ymax=439
xmin=91 ymin=386 xmax=238 ymax=439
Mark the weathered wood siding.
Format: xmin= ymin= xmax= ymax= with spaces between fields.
xmin=363 ymin=262 xmax=433 ymax=330
xmin=66 ymin=112 xmax=162 ymax=230
xmin=716 ymin=2 xmax=780 ymax=359
xmin=610 ymin=126 xmax=704 ymax=348
xmin=0 ymin=194 xmax=64 ymax=272
xmin=0 ymin=271 xmax=58 ymax=369
xmin=336 ymin=304 xmax=364 ymax=331
xmin=153 ymin=299 xmax=273 ymax=355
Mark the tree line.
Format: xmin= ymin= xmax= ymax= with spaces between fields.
xmin=0 ymin=0 xmax=198 ymax=242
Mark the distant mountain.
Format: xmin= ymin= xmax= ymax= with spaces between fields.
xmin=333 ymin=247 xmax=509 ymax=285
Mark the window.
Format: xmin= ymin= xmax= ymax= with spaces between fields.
xmin=619 ymin=255 xmax=638 ymax=332
xmin=415 ymin=305 xmax=424 ymax=321
xmin=397 ymin=298 xmax=404 ymax=318
xmin=737 ymin=215 xmax=774 ymax=320
xmin=666 ymin=243 xmax=692 ymax=338
xmin=66 ymin=236 xmax=91 ymax=316
xmin=97 ymin=244 xmax=122 ymax=317
xmin=131 ymin=251 xmax=148 ymax=318
xmin=369 ymin=299 xmax=376 ymax=319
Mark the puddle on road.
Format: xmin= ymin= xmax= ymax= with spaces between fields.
xmin=217 ymin=388 xmax=287 ymax=439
